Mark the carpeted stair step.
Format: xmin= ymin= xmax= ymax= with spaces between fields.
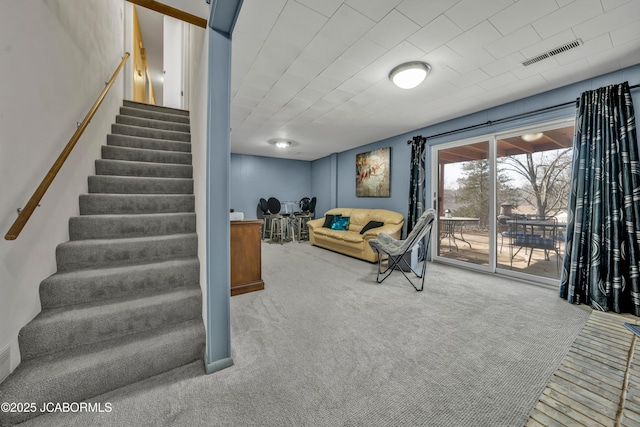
xmin=95 ymin=159 xmax=193 ymax=178
xmin=55 ymin=233 xmax=198 ymax=272
xmin=120 ymin=106 xmax=190 ymax=124
xmin=102 ymin=145 xmax=192 ymax=164
xmin=69 ymin=213 xmax=196 ymax=240
xmin=0 ymin=319 xmax=204 ymax=426
xmin=79 ymin=194 xmax=195 ymax=215
xmin=116 ymin=114 xmax=191 ymax=133
xmin=124 ymin=100 xmax=189 ymax=117
xmin=19 ymin=286 xmax=202 ymax=361
xmin=88 ymin=175 xmax=193 ymax=194
xmin=112 ymin=123 xmax=190 ymax=142
xmin=107 ymin=133 xmax=191 ymax=153
xmin=40 ymin=258 xmax=199 ymax=309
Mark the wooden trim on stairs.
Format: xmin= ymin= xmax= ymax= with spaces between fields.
xmin=4 ymin=53 xmax=131 ymax=241
xmin=127 ymin=0 xmax=207 ymax=28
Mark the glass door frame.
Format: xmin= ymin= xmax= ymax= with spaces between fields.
xmin=429 ymin=117 xmax=574 ymax=287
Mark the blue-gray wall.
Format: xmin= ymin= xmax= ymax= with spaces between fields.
xmin=230 ymin=154 xmax=312 ymax=219
xmin=311 ymin=65 xmax=640 ymax=229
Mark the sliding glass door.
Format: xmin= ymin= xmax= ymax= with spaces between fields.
xmin=432 ymin=120 xmax=574 ymax=284
xmin=436 ymin=140 xmax=492 ymax=269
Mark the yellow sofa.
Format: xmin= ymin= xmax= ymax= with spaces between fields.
xmin=307 ymin=208 xmax=404 ymax=262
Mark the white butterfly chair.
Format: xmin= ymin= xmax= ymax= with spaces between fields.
xmin=368 ymin=209 xmax=436 ymax=291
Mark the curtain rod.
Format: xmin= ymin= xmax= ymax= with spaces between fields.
xmin=409 ymin=83 xmax=640 ymax=144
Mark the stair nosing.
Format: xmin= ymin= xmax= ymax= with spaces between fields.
xmin=116 ymin=114 xmax=191 ymax=129
xmin=120 ymin=106 xmax=190 ymax=122
xmin=113 ymin=123 xmax=191 ymax=137
xmin=123 ymin=100 xmax=190 ymax=116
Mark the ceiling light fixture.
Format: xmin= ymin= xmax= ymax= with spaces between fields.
xmin=269 ymin=139 xmax=292 ymax=149
xmin=389 ymin=62 xmax=431 ymax=89
xmin=521 ymin=133 xmax=544 ymax=142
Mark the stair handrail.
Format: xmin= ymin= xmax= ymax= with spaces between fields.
xmin=4 ymin=53 xmax=131 ymax=241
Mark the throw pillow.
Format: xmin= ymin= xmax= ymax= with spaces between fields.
xmin=331 ymin=216 xmax=350 ymax=231
xmin=359 ymin=220 xmax=384 ymax=235
xmin=323 ymin=214 xmax=340 ymax=228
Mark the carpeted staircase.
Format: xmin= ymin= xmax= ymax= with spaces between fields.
xmin=0 ymin=101 xmax=205 ymax=426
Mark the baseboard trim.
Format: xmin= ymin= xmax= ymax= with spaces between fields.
xmin=204 ymin=356 xmax=233 ymax=374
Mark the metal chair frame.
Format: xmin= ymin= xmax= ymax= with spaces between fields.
xmin=369 ymin=209 xmax=436 ymax=291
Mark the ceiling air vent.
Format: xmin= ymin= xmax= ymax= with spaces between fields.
xmin=521 ymin=39 xmax=583 ymax=67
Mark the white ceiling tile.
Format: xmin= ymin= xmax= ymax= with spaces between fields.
xmin=295 ymin=0 xmax=344 ymax=17
xmin=275 ymin=72 xmax=312 ymax=93
xmin=308 ymin=99 xmax=335 ymax=113
xmin=234 ymin=1 xmax=282 ymax=41
xmin=447 ymin=21 xmax=503 ymax=56
xmin=234 ymin=83 xmax=269 ymax=101
xmin=323 ymin=89 xmax=353 ymax=104
xmin=573 ymin=0 xmax=640 ymax=42
xmin=586 ymin=38 xmax=640 ymax=69
xmin=511 ymin=57 xmax=562 ymax=79
xmin=475 ymin=86 xmax=511 ymax=103
xmin=555 ymin=33 xmax=612 ymax=66
xmin=306 ymin=75 xmax=343 ymax=93
xmin=301 ymin=34 xmax=349 ymax=66
xmin=444 ymin=0 xmax=513 ymax=31
xmin=485 ymin=25 xmax=541 ymax=59
xmin=503 ymin=74 xmax=548 ymax=95
xmin=541 ymin=58 xmax=591 ymax=85
xmin=446 ymin=48 xmax=496 ymax=75
xmin=420 ymin=45 xmax=462 ymax=72
xmin=232 ymin=95 xmax=260 ymax=109
xmin=341 ymin=38 xmax=388 ymax=68
xmin=610 ymin=20 xmax=640 ymax=46
xmin=354 ymin=41 xmax=426 ymax=83
xmin=481 ymin=51 xmax=526 ymax=77
xmin=267 ymin=2 xmax=328 ymax=50
xmin=532 ymin=0 xmax=603 ymax=39
xmin=395 ymin=0 xmax=462 ymax=27
xmin=489 ymin=0 xmax=558 ymax=36
xmin=477 ymin=72 xmax=519 ymax=91
xmin=364 ymin=10 xmax=420 ymax=50
xmin=285 ymin=56 xmax=326 ymax=82
xmin=337 ymin=76 xmax=373 ymax=95
xmin=519 ymin=29 xmax=576 ymax=60
xmin=449 ymin=69 xmax=491 ymax=88
xmin=319 ymin=5 xmax=376 ymax=47
xmin=345 ymin=0 xmax=402 ymax=22
xmin=241 ymin=69 xmax=279 ymax=92
xmin=554 ymin=0 xmax=574 ymax=7
xmin=601 ymin=0 xmax=634 ymax=12
xmin=320 ymin=58 xmax=362 ymax=81
xmin=296 ymin=88 xmax=326 ymax=104
xmin=407 ymin=15 xmax=463 ymax=54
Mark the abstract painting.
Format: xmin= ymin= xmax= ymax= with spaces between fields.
xmin=356 ymin=147 xmax=390 ymax=197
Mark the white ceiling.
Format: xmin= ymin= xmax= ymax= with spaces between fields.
xmin=229 ymin=0 xmax=640 ymax=161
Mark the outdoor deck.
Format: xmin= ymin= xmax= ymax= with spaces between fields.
xmin=437 ymin=229 xmax=565 ymax=280
xmin=525 ymin=311 xmax=640 ymax=427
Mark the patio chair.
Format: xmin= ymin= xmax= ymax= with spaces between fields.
xmin=368 ymin=209 xmax=436 ymax=291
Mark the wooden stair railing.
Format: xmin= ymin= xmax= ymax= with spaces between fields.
xmin=4 ymin=53 xmax=130 ymax=240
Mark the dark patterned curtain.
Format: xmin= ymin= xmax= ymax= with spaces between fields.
xmin=560 ymin=82 xmax=640 ymax=315
xmin=408 ymin=136 xmax=427 ymax=257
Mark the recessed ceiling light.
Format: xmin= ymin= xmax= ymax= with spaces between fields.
xmin=269 ymin=139 xmax=293 ymax=149
xmin=521 ymin=133 xmax=544 ymax=142
xmin=389 ymin=62 xmax=431 ymax=89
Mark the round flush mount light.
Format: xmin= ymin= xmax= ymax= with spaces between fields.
xmin=521 ymin=132 xmax=544 ymax=142
xmin=269 ymin=139 xmax=293 ymax=149
xmin=389 ymin=62 xmax=431 ymax=89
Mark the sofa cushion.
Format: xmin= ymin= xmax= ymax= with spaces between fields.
xmin=323 ymin=214 xmax=340 ymax=228
xmin=360 ymin=220 xmax=384 ymax=234
xmin=331 ymin=216 xmax=350 ymax=230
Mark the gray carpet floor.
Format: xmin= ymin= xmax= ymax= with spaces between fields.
xmin=19 ymin=242 xmax=591 ymax=427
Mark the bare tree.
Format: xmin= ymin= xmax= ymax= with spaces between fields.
xmin=499 ymin=149 xmax=572 ymax=218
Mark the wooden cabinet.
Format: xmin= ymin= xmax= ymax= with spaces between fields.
xmin=230 ymin=220 xmax=264 ymax=296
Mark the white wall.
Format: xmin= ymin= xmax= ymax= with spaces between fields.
xmin=0 ymin=0 xmax=125 ymax=373
xmin=163 ymin=16 xmax=184 ymax=109
xmin=187 ymin=26 xmax=208 ymax=336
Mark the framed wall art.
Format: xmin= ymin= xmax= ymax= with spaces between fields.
xmin=356 ymin=147 xmax=390 ymax=197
